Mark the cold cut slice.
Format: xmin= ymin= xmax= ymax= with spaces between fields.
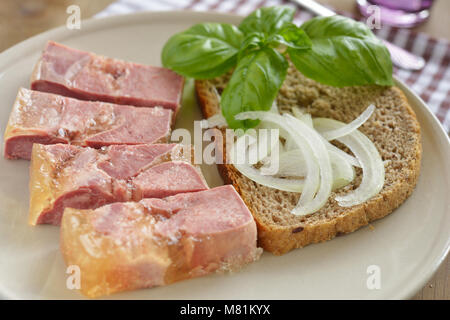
xmin=31 ymin=41 xmax=184 ymax=113
xmin=4 ymin=88 xmax=172 ymax=160
xmin=29 ymin=143 xmax=205 ymax=226
xmin=132 ymin=161 xmax=209 ymax=199
xmin=60 ymin=185 xmax=261 ymax=298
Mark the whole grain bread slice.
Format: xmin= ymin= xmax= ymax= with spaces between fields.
xmin=195 ymin=63 xmax=422 ymax=255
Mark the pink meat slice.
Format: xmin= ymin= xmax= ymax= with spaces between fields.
xmin=60 ymin=185 xmax=261 ymax=298
xmin=37 ymin=147 xmax=116 ymax=225
xmin=132 ymin=161 xmax=208 ymax=199
xmin=3 ymin=88 xmax=69 ymax=159
xmin=97 ymin=144 xmax=176 ymax=180
xmin=29 ymin=143 xmax=207 ymax=226
xmin=85 ymin=106 xmax=172 ymax=148
xmin=31 ymin=41 xmax=184 ymax=113
xmin=4 ymin=88 xmax=172 ymax=160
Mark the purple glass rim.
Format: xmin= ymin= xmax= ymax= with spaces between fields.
xmin=357 ymin=0 xmax=432 ymax=28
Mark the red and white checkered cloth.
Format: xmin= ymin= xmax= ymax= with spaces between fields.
xmin=97 ymin=0 xmax=450 ymax=133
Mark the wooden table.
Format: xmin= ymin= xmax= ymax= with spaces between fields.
xmin=0 ymin=0 xmax=448 ymax=300
xmin=0 ymin=0 xmax=113 ymax=52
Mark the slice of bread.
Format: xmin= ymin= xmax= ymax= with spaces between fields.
xmin=195 ymin=63 xmax=422 ymax=255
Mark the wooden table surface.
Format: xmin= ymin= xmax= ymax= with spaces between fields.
xmin=0 ymin=0 xmax=448 ymax=300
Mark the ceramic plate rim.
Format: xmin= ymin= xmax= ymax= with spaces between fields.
xmin=0 ymin=10 xmax=449 ymax=300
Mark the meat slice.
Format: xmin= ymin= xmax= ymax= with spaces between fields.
xmin=29 ymin=143 xmax=205 ymax=226
xmin=60 ymin=185 xmax=261 ymax=298
xmin=4 ymin=88 xmax=172 ymax=160
xmin=132 ymin=162 xmax=209 ymax=199
xmin=31 ymin=41 xmax=184 ymax=113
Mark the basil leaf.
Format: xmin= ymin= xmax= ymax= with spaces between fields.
xmin=161 ymin=23 xmax=244 ymax=79
xmin=238 ymin=32 xmax=265 ymax=59
xmin=289 ymin=15 xmax=393 ymax=87
xmin=221 ymin=47 xmax=288 ymax=129
xmin=268 ymin=23 xmax=312 ymax=51
xmin=278 ymin=23 xmax=312 ymax=50
xmin=239 ymin=6 xmax=295 ymax=36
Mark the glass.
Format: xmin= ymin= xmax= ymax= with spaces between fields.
xmin=357 ymin=0 xmax=435 ymax=28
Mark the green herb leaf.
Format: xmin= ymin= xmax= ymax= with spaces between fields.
xmin=274 ymin=23 xmax=312 ymax=50
xmin=289 ymin=15 xmax=394 ymax=87
xmin=238 ymin=32 xmax=265 ymax=59
xmin=161 ymin=23 xmax=244 ymax=79
xmin=221 ymin=47 xmax=288 ymax=129
xmin=280 ymin=23 xmax=312 ymax=50
xmin=239 ymin=6 xmax=295 ymax=36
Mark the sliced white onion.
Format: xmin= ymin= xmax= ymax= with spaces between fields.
xmin=292 ymin=106 xmax=307 ymax=118
xmin=297 ymin=113 xmax=313 ymax=128
xmin=257 ymin=120 xmax=298 ymax=157
xmin=236 ymin=112 xmax=320 ymax=209
xmin=285 ymin=112 xmax=356 ymax=204
xmin=321 ymin=104 xmax=375 ymax=141
xmin=324 ymin=141 xmax=361 ymax=168
xmin=284 ymin=136 xmax=297 ymax=151
xmin=230 ymin=134 xmax=305 ymax=192
xmin=262 ymin=149 xmax=307 ymax=177
xmin=262 ymin=148 xmax=354 ymax=191
xmin=235 ymin=164 xmax=306 ymax=192
xmin=256 ymin=119 xmax=290 ymax=139
xmin=292 ymin=106 xmax=313 ymax=128
xmin=328 ymin=149 xmax=355 ymax=190
xmin=234 ymin=163 xmax=305 ymax=192
xmin=236 ymin=111 xmax=332 ymax=216
xmin=284 ymin=114 xmax=333 ymax=215
xmin=229 ymin=104 xmax=384 ymax=215
xmin=314 ymin=118 xmax=385 ymax=207
xmin=292 ymin=109 xmax=360 ymax=167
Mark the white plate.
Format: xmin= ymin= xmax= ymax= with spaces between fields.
xmin=0 ymin=11 xmax=449 ymax=300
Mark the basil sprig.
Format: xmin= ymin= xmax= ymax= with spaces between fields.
xmin=161 ymin=6 xmax=394 ymax=129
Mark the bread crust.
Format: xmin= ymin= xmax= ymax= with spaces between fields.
xmin=195 ymin=71 xmax=422 ymax=255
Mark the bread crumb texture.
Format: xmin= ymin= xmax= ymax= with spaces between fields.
xmin=195 ymin=63 xmax=422 ymax=255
